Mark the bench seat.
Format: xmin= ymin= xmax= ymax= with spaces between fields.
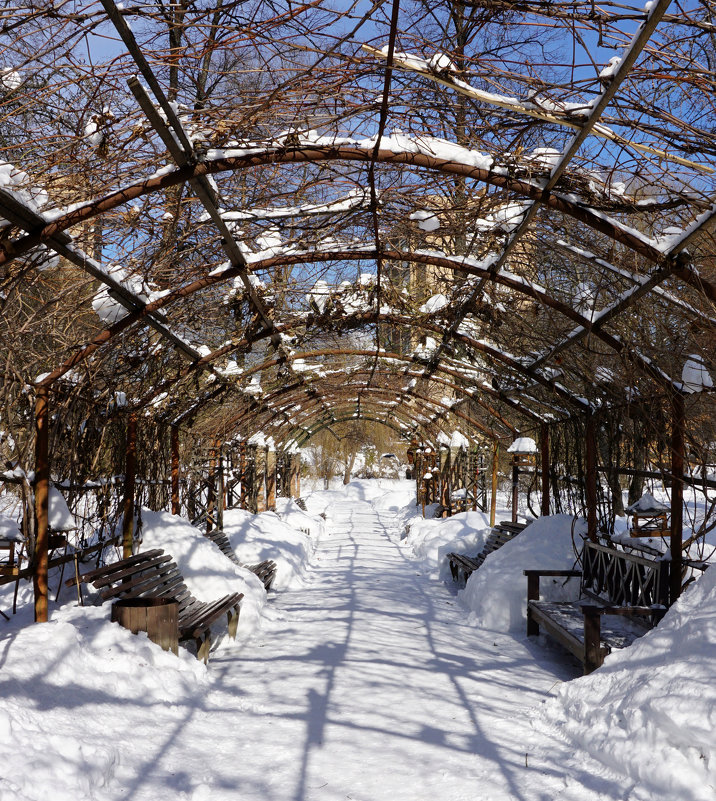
xmin=447 ymin=520 xmax=530 ymax=584
xmin=70 ymin=548 xmax=243 ymax=662
xmin=528 ymin=599 xmax=653 ymax=669
xmin=525 ymin=541 xmax=669 ymax=673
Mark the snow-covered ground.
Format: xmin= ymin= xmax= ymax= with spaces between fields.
xmin=0 ymin=479 xmax=714 ymax=800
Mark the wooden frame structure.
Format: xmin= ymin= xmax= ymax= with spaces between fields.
xmin=0 ymin=1 xmax=711 ymax=620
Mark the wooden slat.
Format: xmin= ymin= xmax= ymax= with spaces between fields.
xmin=89 ymin=553 xmax=174 ymax=589
xmin=76 ymin=549 xmax=165 ymax=583
xmin=74 ymin=547 xmax=245 ymax=660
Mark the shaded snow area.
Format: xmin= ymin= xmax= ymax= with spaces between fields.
xmin=0 ymin=479 xmax=714 ymax=800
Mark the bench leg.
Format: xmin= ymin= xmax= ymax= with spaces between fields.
xmin=526 ymin=575 xmax=540 ymax=637
xmin=195 ymin=632 xmax=212 ymax=664
xmin=227 ymin=606 xmax=240 ymax=639
xmin=526 ymin=606 xmax=539 ymax=637
xmin=449 ymin=560 xmax=458 ymax=582
xmin=583 ymin=608 xmax=603 ymax=674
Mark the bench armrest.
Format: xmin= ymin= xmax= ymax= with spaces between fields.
xmin=523 ymin=569 xmax=581 ymax=578
xmin=525 ymin=569 xmax=581 ymax=601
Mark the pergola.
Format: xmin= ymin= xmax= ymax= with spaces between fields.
xmin=0 ymin=0 xmax=714 ymax=621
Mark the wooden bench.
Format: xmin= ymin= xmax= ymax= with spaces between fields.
xmin=447 ymin=520 xmax=530 ymax=583
xmin=70 ymin=549 xmax=243 ymax=662
xmin=204 ymin=529 xmax=277 ymax=590
xmin=525 ymin=539 xmax=669 ymax=674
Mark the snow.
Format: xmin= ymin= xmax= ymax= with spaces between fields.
xmin=242 ymin=375 xmax=263 ymax=397
xmin=0 ymin=511 xmax=23 ymax=541
xmin=599 ymin=56 xmax=622 ymax=80
xmin=405 ymin=508 xmax=493 ymax=579
xmin=526 ymin=147 xmax=562 ymax=168
xmin=246 ymin=431 xmax=274 ymax=449
xmin=461 ymin=514 xmax=585 ymax=632
xmin=419 ymin=293 xmax=447 ymax=313
xmin=475 ymin=200 xmax=530 ymax=233
xmin=0 ymin=66 xmax=22 ymax=91
xmin=222 ymin=506 xmax=316 ymax=590
xmin=681 ymin=354 xmax=713 ymax=393
xmin=218 ymin=189 xmax=369 ymax=221
xmin=84 ymin=117 xmax=103 ymax=148
xmin=1 ymin=481 xmax=715 ymax=801
xmin=537 ymin=561 xmax=716 ymax=801
xmin=139 ymin=509 xmax=266 ymax=643
xmin=413 ymin=336 xmax=438 ymax=359
xmin=507 ymin=436 xmax=538 ymax=453
xmin=409 ymin=209 xmax=440 ymax=231
xmin=626 ymin=491 xmax=670 ymax=514
xmin=450 ymin=430 xmax=469 ymax=449
xmin=48 ymin=486 xmax=76 ymax=531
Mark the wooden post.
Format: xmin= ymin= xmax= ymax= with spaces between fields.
xmin=540 ymin=423 xmax=550 ymax=517
xmin=33 ymin=385 xmax=50 ymax=623
xmin=511 ymin=457 xmax=519 ymax=524
xmin=670 ymin=392 xmax=685 ymax=604
xmin=585 ymin=413 xmax=598 ymax=542
xmin=490 ymin=441 xmax=498 ymax=528
xmin=122 ymin=413 xmax=137 ymax=559
xmin=266 ymin=447 xmax=276 ymax=511
xmin=170 ymin=425 xmax=180 ymax=515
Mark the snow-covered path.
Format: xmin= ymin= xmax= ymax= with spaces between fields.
xmin=4 ymin=485 xmax=714 ymax=801
xmin=188 ymin=497 xmax=588 ymax=801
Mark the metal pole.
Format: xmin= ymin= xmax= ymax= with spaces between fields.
xmin=122 ymin=413 xmax=137 ymax=559
xmin=490 ymin=441 xmax=498 ymax=528
xmin=540 ymin=423 xmax=550 ymax=517
xmin=33 ymin=385 xmax=50 ymax=622
xmin=670 ymin=392 xmax=685 ymax=604
xmin=206 ymin=445 xmax=217 ymax=532
xmin=170 ymin=425 xmax=180 ymax=515
xmin=511 ymin=458 xmax=519 ymax=524
xmin=217 ymin=441 xmax=224 ymax=530
xmin=585 ymin=413 xmax=598 ymax=542
xmin=239 ymin=441 xmax=247 ymax=509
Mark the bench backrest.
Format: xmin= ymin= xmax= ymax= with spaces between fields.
xmin=581 ymin=540 xmax=669 ymax=608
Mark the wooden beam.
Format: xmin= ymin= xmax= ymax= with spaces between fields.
xmin=266 ymin=447 xmax=276 ymax=512
xmin=33 ymin=385 xmax=50 ymax=623
xmin=216 ymin=440 xmax=224 ymax=530
xmin=206 ymin=445 xmax=218 ymax=533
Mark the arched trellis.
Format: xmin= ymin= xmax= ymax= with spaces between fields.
xmin=6 ymin=146 xmax=713 ymax=282
xmin=209 ymin=384 xmax=491 ymax=447
xmin=6 ymin=0 xmax=714 ymax=626
xmin=34 ymin=242 xmax=694 ymax=413
xmin=290 ymin=413 xmax=413 ymax=449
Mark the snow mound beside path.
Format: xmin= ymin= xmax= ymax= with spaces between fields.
xmin=139 ymin=509 xmax=266 ymax=645
xmin=534 ymin=562 xmax=716 ymax=801
xmin=0 ymin=604 xmax=207 ymax=801
xmin=461 ymin=514 xmax=585 ymax=632
xmin=223 ymin=507 xmax=315 ymax=590
xmin=405 ymin=509 xmax=493 ymax=578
